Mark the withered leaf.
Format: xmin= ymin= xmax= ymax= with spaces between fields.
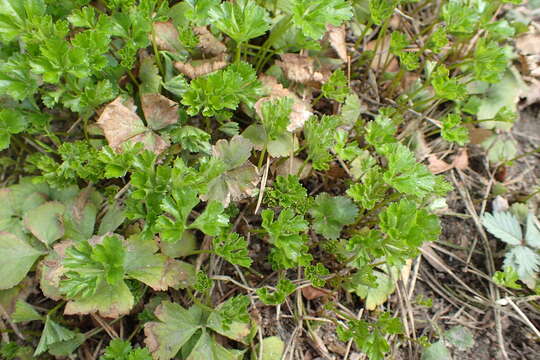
xmin=326 ymin=24 xmax=347 ymax=62
xmin=276 ymin=53 xmax=330 ymax=84
xmin=97 ymin=97 xmax=169 ymax=154
xmin=174 ymin=55 xmax=228 ymax=79
xmin=141 ymin=93 xmax=179 ymax=130
xmin=152 ymin=21 xmax=182 ymax=52
xmin=194 ymin=26 xmax=227 ymax=56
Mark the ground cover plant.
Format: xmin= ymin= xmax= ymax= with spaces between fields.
xmin=0 ymin=0 xmax=539 ymax=359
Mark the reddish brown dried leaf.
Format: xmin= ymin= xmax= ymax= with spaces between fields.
xmin=276 ymin=54 xmax=330 ymax=84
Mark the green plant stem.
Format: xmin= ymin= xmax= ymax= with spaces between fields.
xmin=236 ymin=42 xmax=243 ymax=63
xmin=151 ymin=26 xmax=165 ymax=76
xmin=258 ymin=147 xmax=267 ymax=168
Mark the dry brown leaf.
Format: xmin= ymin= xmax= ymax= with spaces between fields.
xmin=276 ymin=53 xmax=330 ymax=84
xmin=97 ymin=97 xmax=146 ymax=150
xmin=326 ymin=24 xmax=347 ymax=62
xmin=194 ymin=26 xmax=227 ymax=56
xmin=97 ymin=97 xmax=169 ymax=154
xmin=466 ymin=125 xmax=492 ymax=145
xmin=427 ymin=155 xmax=453 ymax=174
xmin=452 ymin=148 xmax=469 ymax=170
xmin=152 ymin=22 xmax=182 ymax=52
xmin=365 ymin=37 xmax=399 ymax=72
xmin=420 ymin=243 xmax=446 ymax=272
xmin=516 ymin=33 xmax=540 ymax=55
xmin=301 ymin=286 xmax=332 ymax=300
xmin=174 ymin=55 xmax=228 ymax=78
xmin=141 ymin=93 xmax=179 ymax=130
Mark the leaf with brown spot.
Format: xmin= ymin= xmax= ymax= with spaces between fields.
xmin=174 ymin=55 xmax=228 ymax=79
xmin=194 ymin=26 xmax=227 ymax=56
xmin=152 ymin=21 xmax=182 ymax=52
xmin=141 ymin=93 xmax=179 ymax=130
xmin=276 ymin=54 xmax=330 ymax=85
xmin=326 ymin=24 xmax=347 ymax=62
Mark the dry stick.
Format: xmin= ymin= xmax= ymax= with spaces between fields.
xmin=451 ymin=170 xmax=509 ymax=360
xmin=91 ymin=313 xmax=118 ymax=339
xmin=254 ymin=156 xmax=270 ymax=214
xmin=0 ymin=303 xmax=24 ymax=340
xmin=501 ymin=297 xmax=540 ymax=339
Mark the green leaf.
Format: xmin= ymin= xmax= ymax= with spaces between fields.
xmin=0 ymin=54 xmax=39 ymax=101
xmin=168 ymin=125 xmax=211 ymax=154
xmin=482 ymin=136 xmax=518 ymax=164
xmin=34 ymin=316 xmax=77 ymax=356
xmin=64 ymin=278 xmax=134 ymax=318
xmin=262 ymin=209 xmax=311 ymax=269
xmin=378 ymin=143 xmax=451 ymax=198
xmin=98 ymin=202 xmax=126 ymax=235
xmin=431 ymin=65 xmax=466 ymax=101
xmin=341 ymin=93 xmax=362 ymax=125
xmin=441 ymin=113 xmax=469 ymax=145
xmin=347 ymin=167 xmax=387 ymax=210
xmin=442 ymin=0 xmax=480 ymax=35
xmin=258 ymin=336 xmax=285 ymax=360
xmin=444 ymin=325 xmax=474 ymax=350
xmin=91 ymin=235 xmax=126 ymax=285
xmin=504 ymin=245 xmax=540 ymax=283
xmin=184 ymin=0 xmax=220 ymax=26
xmin=257 ymin=278 xmax=296 ymax=305
xmin=493 ymin=266 xmax=522 ymax=289
xmin=207 ymin=295 xmax=251 ymax=342
xmin=0 ymin=0 xmax=46 ymax=41
xmin=156 ymin=188 xmax=199 ymax=243
xmin=310 ymin=193 xmax=358 ymax=240
xmin=144 ymin=301 xmax=204 ymax=360
xmin=369 ymin=0 xmax=398 ymax=25
xmin=304 ymin=263 xmax=330 ymax=287
xmin=259 ymin=97 xmax=293 ymax=140
xmin=101 ymin=339 xmax=152 ymax=360
xmin=0 ymin=109 xmax=28 ymax=150
xmin=23 ymin=201 xmax=65 ymax=245
xmin=482 ymin=211 xmax=522 ymax=246
xmin=139 ymin=56 xmax=162 ymax=94
xmin=213 ymin=232 xmax=252 ymax=267
xmin=379 ymin=199 xmax=441 ymax=264
xmin=304 ymin=115 xmax=341 ymax=170
xmin=11 ymin=300 xmax=43 ymax=323
xmin=209 ymin=0 xmax=271 ymax=43
xmin=472 ymin=39 xmax=508 ymax=84
xmin=186 ymin=330 xmax=245 ymax=360
xmin=182 ymin=62 xmax=263 ymax=118
xmin=265 ymin=174 xmax=309 ymax=214
xmin=322 ymin=69 xmax=349 ymax=102
xmin=0 ymin=232 xmax=45 ymax=290
xmin=526 ymin=213 xmax=540 ymax=248
xmin=421 ymin=341 xmax=451 ymax=360
xmin=189 ymin=201 xmax=229 ymax=236
xmin=290 ymin=0 xmax=352 ymax=39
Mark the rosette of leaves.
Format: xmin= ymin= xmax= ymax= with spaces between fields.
xmin=144 ymin=296 xmax=251 ymax=360
xmin=482 ymin=211 xmax=540 ymax=288
xmin=58 ymin=234 xmax=196 ymax=318
xmin=201 ymin=135 xmax=260 ymax=207
xmin=0 ymin=180 xmax=106 ymax=290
